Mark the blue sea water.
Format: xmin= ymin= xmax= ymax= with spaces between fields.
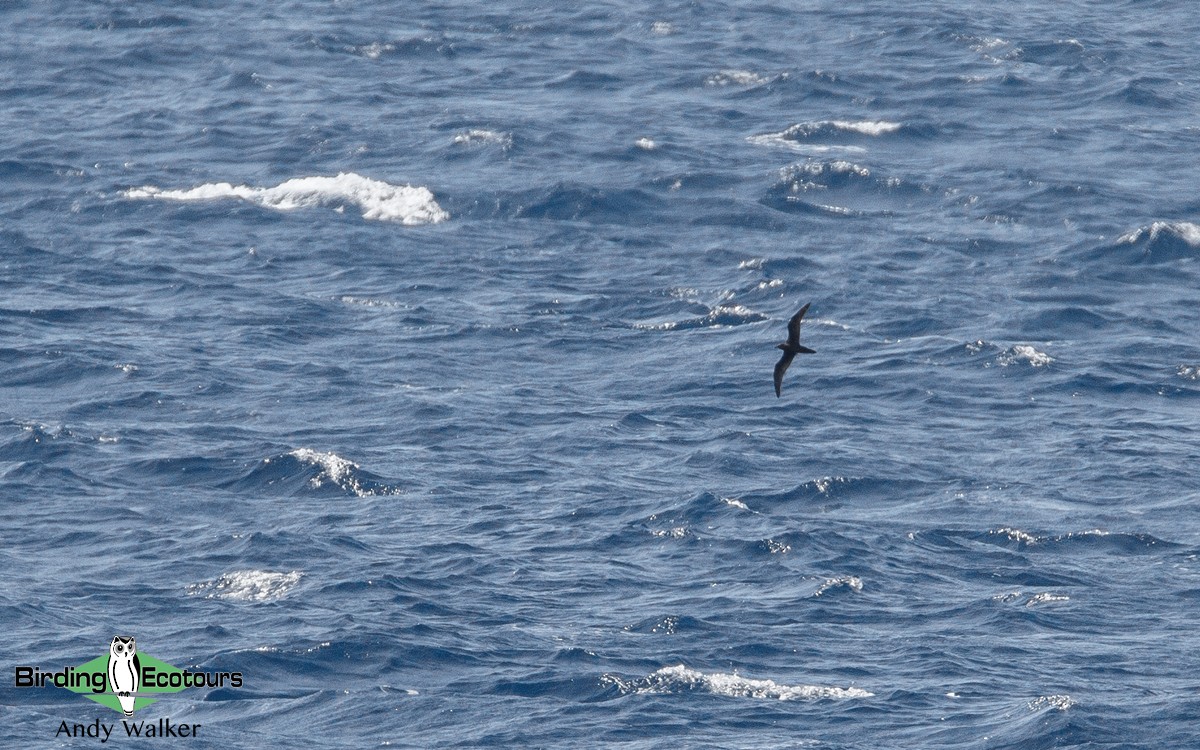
xmin=2 ymin=0 xmax=1200 ymax=746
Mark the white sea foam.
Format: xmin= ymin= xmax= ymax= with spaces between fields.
xmin=604 ymin=665 xmax=873 ymax=701
xmin=748 ymin=120 xmax=899 ymax=153
xmin=706 ymin=69 xmax=770 ymax=87
xmin=827 ymin=119 xmax=902 ymax=135
xmin=650 ymin=526 xmax=690 ymax=539
xmin=287 ymin=448 xmax=399 ymax=497
xmin=354 ymin=41 xmax=394 ymax=59
xmin=1025 ymin=592 xmax=1070 ymax=607
xmin=993 ymin=527 xmax=1040 ymax=545
xmin=746 ymin=132 xmax=866 ymax=155
xmin=779 ymin=120 xmax=902 ymax=137
xmin=994 ymin=590 xmax=1069 ymax=608
xmin=1029 ymin=694 xmax=1076 ymax=711
xmin=774 ymin=160 xmax=872 ymax=192
xmin=188 ymin=570 xmax=303 ymax=602
xmin=813 ymin=575 xmax=863 ymax=597
xmin=799 ymin=160 xmax=871 ymax=177
xmin=337 ymin=295 xmax=405 ymax=309
xmin=452 ymin=129 xmax=512 ymax=149
xmin=634 ymin=303 xmax=767 ymax=331
xmin=764 ymin=539 xmax=791 ymax=554
xmin=635 ymin=137 xmax=657 ymax=150
xmin=126 ymin=172 xmax=449 ymax=224
xmin=812 ymin=476 xmax=848 ymax=494
xmin=998 ymin=345 xmax=1053 ymax=367
xmin=1117 ymin=221 xmax=1200 ymax=246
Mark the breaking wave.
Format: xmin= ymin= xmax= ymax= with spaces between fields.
xmin=126 ymin=172 xmax=449 ymax=224
xmin=633 ymin=303 xmax=768 ymax=331
xmin=603 ymin=665 xmax=874 ymax=701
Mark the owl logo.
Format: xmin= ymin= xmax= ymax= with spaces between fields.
xmin=107 ymin=636 xmax=141 ymax=717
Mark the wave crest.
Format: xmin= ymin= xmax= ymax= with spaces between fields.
xmin=225 ymin=449 xmax=402 ymax=497
xmin=634 ymin=303 xmax=767 ymax=331
xmin=126 ymin=172 xmax=449 ymax=224
xmin=603 ymin=665 xmax=873 ymax=701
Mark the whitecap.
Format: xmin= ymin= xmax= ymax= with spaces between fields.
xmin=650 ymin=526 xmax=689 ymax=539
xmin=1177 ymin=365 xmax=1200 ymax=380
xmin=813 ymin=575 xmax=863 ymax=597
xmin=812 ymin=476 xmax=848 ymax=494
xmin=337 ymin=295 xmax=405 ymax=309
xmin=634 ymin=303 xmax=768 ymax=331
xmin=827 ymin=119 xmax=903 ymax=136
xmin=706 ymin=69 xmax=770 ymax=87
xmin=604 ymin=665 xmax=873 ymax=700
xmin=126 ymin=172 xmax=449 ymax=224
xmin=781 ymin=120 xmax=902 ymax=137
xmin=795 ymin=160 xmax=871 ymax=178
xmin=772 ymin=160 xmax=873 ymax=192
xmin=993 ymin=590 xmax=1069 ymax=608
xmin=452 ymin=129 xmax=513 ymax=149
xmin=188 ymin=570 xmax=303 ymax=602
xmin=998 ymin=345 xmax=1053 ymax=367
xmin=355 ymin=41 xmax=395 ymax=59
xmin=288 ymin=448 xmax=400 ymax=497
xmin=992 ymin=527 xmax=1040 ymax=545
xmin=748 ymin=120 xmax=899 ymax=153
xmin=764 ymin=539 xmax=791 ymax=554
xmin=746 ymin=133 xmax=866 ymax=155
xmin=1116 ymin=221 xmax=1200 ymax=247
xmin=1029 ymin=694 xmax=1076 ymax=711
xmin=1025 ymin=592 xmax=1070 ymax=607
xmin=634 ymin=137 xmax=657 ymax=150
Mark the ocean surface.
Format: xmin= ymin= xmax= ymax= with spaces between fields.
xmin=2 ymin=1 xmax=1200 ymax=747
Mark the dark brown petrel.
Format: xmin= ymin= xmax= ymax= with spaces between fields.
xmin=773 ymin=302 xmax=815 ymax=397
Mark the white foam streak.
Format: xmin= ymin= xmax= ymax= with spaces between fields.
xmin=748 ymin=120 xmax=901 ymax=153
xmin=746 ymin=133 xmax=866 ymax=155
xmin=826 ymin=120 xmax=903 ymax=135
xmin=126 ymin=172 xmax=449 ymax=224
xmin=605 ymin=665 xmax=873 ymax=701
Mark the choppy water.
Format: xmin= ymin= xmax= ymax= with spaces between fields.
xmin=3 ymin=1 xmax=1200 ymax=747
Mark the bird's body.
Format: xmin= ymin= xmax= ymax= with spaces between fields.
xmin=773 ymin=302 xmax=815 ymax=397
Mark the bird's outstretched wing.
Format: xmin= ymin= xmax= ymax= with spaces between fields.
xmin=773 ymin=352 xmax=795 ymax=397
xmin=786 ymin=302 xmax=811 ymax=347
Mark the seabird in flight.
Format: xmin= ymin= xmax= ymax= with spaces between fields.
xmin=773 ymin=302 xmax=815 ymax=397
